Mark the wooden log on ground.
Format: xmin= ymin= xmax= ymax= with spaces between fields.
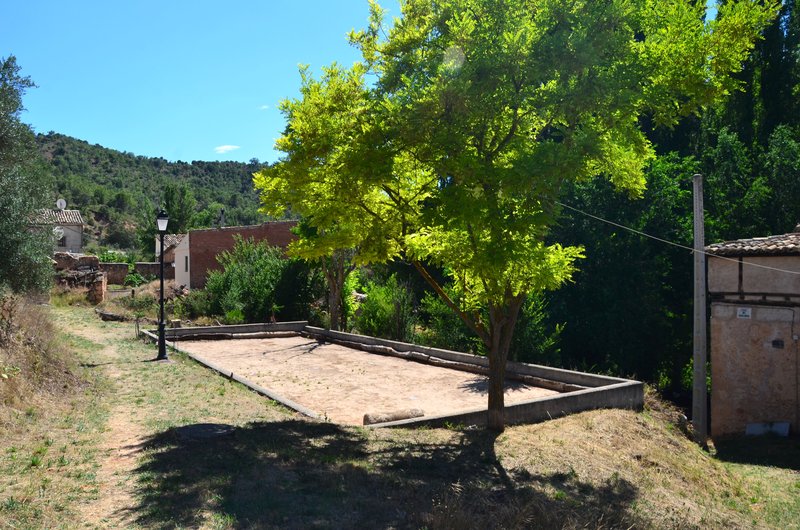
xmin=95 ymin=309 xmax=128 ymax=322
xmin=363 ymin=409 xmax=425 ymax=425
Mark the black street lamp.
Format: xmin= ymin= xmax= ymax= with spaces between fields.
xmin=156 ymin=209 xmax=169 ymax=361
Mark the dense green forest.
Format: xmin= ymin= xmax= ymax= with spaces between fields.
xmin=549 ymin=0 xmax=800 ymax=403
xmin=37 ymin=132 xmax=269 ymax=255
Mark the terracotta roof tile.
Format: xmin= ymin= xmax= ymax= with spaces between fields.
xmin=163 ymin=233 xmax=186 ymax=249
xmin=35 ymin=209 xmax=85 ymax=225
xmin=706 ymin=231 xmax=800 ymax=257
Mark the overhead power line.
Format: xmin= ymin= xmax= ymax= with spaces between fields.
xmin=555 ymin=200 xmax=800 ymax=277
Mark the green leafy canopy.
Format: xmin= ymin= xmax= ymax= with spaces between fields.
xmin=256 ymin=0 xmax=776 ymax=428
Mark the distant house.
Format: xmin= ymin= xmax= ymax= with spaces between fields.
xmin=155 ymin=233 xmax=186 ymax=266
xmin=36 ymin=209 xmax=85 ymax=253
xmin=706 ymin=228 xmax=800 ymax=437
xmin=174 ymin=221 xmax=297 ymax=289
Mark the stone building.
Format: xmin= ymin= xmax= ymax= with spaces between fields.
xmin=173 ymin=221 xmax=297 ymax=289
xmin=706 ymin=229 xmax=800 ymax=437
xmin=37 ymin=209 xmax=84 ymax=253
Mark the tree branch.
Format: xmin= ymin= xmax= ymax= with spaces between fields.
xmin=411 ymin=260 xmax=489 ymax=343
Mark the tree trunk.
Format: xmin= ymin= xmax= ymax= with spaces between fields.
xmin=410 ymin=260 xmax=525 ymax=432
xmin=328 ymin=280 xmax=342 ymax=331
xmin=321 ymin=258 xmax=341 ymax=331
xmin=486 ymin=295 xmax=524 ymax=432
xmin=322 ymin=250 xmax=355 ymax=332
xmin=487 ymin=344 xmax=508 ymax=431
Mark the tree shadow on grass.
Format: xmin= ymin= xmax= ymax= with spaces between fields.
xmin=714 ymin=434 xmax=800 ymax=470
xmin=126 ymin=420 xmax=642 ymax=529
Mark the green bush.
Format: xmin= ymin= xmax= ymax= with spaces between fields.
xmin=174 ymin=289 xmax=212 ymax=320
xmin=117 ymin=293 xmax=156 ymax=312
xmin=205 ymin=236 xmax=320 ymax=323
xmin=508 ymin=293 xmax=563 ymax=365
xmin=98 ymin=249 xmax=127 ymax=263
xmin=417 ymin=290 xmax=562 ymax=361
xmin=355 ymin=274 xmax=416 ymax=342
xmin=417 ymin=291 xmax=480 ymax=354
xmin=123 ymin=272 xmax=147 ymax=287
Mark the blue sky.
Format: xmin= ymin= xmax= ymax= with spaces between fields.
xmin=2 ymin=1 xmax=400 ymax=164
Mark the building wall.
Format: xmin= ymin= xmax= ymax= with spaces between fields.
xmin=710 ymin=303 xmax=799 ymax=437
xmin=709 ymin=254 xmax=800 ymax=437
xmin=709 ymin=255 xmax=800 ymax=299
xmin=56 ymin=225 xmax=83 ymax=253
xmin=174 ymin=235 xmax=191 ymax=288
xmin=188 ymin=221 xmax=297 ymax=289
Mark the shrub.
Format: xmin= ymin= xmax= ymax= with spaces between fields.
xmin=205 ymin=237 xmax=321 ymax=323
xmin=355 ymin=274 xmax=416 ymax=342
xmin=417 ymin=291 xmax=480 ymax=354
xmin=98 ymin=249 xmax=127 ymax=263
xmin=123 ymin=271 xmax=147 ymax=287
xmin=174 ymin=289 xmax=212 ymax=320
xmin=116 ymin=292 xmax=157 ymax=314
xmin=508 ymin=293 xmax=563 ymax=365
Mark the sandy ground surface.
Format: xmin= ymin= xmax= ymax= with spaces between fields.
xmin=176 ymin=335 xmax=558 ymax=425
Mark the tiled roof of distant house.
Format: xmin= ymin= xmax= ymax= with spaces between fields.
xmin=706 ymin=228 xmax=800 ymax=257
xmin=164 ymin=233 xmax=186 ymax=250
xmin=36 ymin=209 xmax=85 ymax=225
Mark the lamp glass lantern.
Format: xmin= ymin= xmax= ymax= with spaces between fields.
xmin=157 ymin=210 xmax=169 ymax=232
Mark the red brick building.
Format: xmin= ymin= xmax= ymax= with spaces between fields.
xmin=174 ymin=221 xmax=297 ymax=289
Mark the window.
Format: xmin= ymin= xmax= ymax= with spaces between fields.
xmin=185 ymin=255 xmax=189 ymax=272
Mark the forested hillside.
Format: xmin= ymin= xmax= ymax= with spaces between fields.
xmin=37 ymin=132 xmax=269 ymax=254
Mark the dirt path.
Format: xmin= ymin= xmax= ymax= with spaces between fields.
xmin=58 ymin=320 xmax=147 ymax=528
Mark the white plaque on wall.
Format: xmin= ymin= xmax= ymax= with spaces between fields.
xmin=737 ymin=307 xmax=752 ymax=319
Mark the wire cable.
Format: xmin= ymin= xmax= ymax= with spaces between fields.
xmin=555 ymin=200 xmax=800 ymax=276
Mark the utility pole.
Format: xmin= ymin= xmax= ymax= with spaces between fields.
xmin=692 ymin=173 xmax=708 ymax=446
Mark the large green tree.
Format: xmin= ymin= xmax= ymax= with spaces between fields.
xmin=258 ymin=0 xmax=775 ymax=431
xmin=0 ymin=56 xmax=53 ymax=292
xmin=162 ymin=182 xmax=197 ymax=234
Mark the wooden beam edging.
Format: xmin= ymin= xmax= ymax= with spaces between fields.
xmin=159 ymin=321 xmax=309 ymax=340
xmin=140 ymin=329 xmax=320 ymax=420
xmin=366 ymin=381 xmax=645 ymax=429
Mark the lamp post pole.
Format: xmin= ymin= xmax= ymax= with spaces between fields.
xmin=156 ymin=209 xmax=169 ymax=361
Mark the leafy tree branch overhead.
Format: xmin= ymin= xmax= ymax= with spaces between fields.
xmin=255 ymin=0 xmax=777 ymax=431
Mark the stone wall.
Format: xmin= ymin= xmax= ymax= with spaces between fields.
xmin=53 ymin=252 xmax=99 ymax=271
xmin=134 ymin=262 xmax=174 ymax=280
xmin=99 ymin=263 xmax=128 ymax=285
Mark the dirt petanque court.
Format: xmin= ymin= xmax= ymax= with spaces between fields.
xmin=176 ymin=335 xmax=558 ymax=425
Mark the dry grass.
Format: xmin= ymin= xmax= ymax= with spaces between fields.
xmin=0 ymin=295 xmax=101 ymax=529
xmin=0 ymin=294 xmax=83 ymax=424
xmin=3 ymin=303 xmax=799 ymax=529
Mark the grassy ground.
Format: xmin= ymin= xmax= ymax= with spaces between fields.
xmin=1 ymin=303 xmax=799 ymax=529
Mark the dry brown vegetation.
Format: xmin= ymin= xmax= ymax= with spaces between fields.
xmin=0 ymin=294 xmax=82 ymax=424
xmin=1 ymin=303 xmax=798 ymax=529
